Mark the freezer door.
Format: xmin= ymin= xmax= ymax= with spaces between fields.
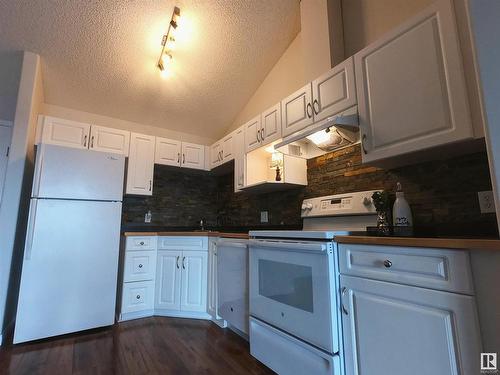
xmin=32 ymin=144 xmax=125 ymax=201
xmin=14 ymin=199 xmax=122 ymax=343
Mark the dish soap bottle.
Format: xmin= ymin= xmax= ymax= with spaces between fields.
xmin=392 ymin=182 xmax=413 ymax=236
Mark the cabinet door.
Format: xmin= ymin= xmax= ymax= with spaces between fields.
xmin=125 ymin=133 xmax=155 ymax=196
xmin=89 ymin=125 xmax=130 ymax=156
xmin=217 ymin=241 xmax=248 ymax=334
xmin=222 ymin=134 xmax=234 ymax=162
xmin=41 ymin=116 xmax=91 ymax=149
xmin=123 ymin=250 xmax=157 ymax=283
xmin=233 ymin=126 xmax=246 ymax=192
xmin=281 ymin=83 xmax=313 ymax=137
xmin=207 ymin=242 xmax=218 ymax=318
xmin=155 ymin=250 xmax=182 ymax=311
xmin=261 ymin=103 xmax=282 ymax=146
xmin=210 ymin=142 xmax=222 ymax=168
xmin=244 ymin=115 xmax=261 ymax=152
xmin=341 ymin=275 xmax=481 ymax=375
xmin=181 ymin=142 xmax=205 ymax=170
xmin=312 ymin=57 xmax=356 ymax=122
xmin=0 ymin=124 xmax=12 ymax=205
xmin=155 ymin=137 xmax=181 ymax=167
xmin=180 ymin=251 xmax=208 ymax=312
xmin=355 ymin=0 xmax=473 ymax=163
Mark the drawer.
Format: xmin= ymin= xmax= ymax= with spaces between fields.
xmin=249 ymin=317 xmax=341 ymax=375
xmin=157 ymin=236 xmax=208 ymax=251
xmin=338 ymin=244 xmax=474 ymax=294
xmin=124 ymin=250 xmax=157 ymax=282
xmin=121 ymin=281 xmax=154 ymax=314
xmin=125 ymin=236 xmax=157 ymax=251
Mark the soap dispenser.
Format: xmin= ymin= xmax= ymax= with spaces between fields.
xmin=392 ymin=182 xmax=413 ymax=236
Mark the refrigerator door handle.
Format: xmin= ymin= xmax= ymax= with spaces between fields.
xmin=25 ymin=200 xmax=38 ymax=260
xmin=31 ymin=155 xmax=44 ymax=197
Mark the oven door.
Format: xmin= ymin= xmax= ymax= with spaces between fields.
xmin=249 ymin=239 xmax=338 ymax=353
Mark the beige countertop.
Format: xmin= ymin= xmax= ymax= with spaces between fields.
xmin=123 ymin=231 xmax=249 ymax=239
xmin=334 ymin=235 xmax=500 ymax=251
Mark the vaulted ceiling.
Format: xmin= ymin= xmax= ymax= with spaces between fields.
xmin=0 ymin=0 xmax=301 ymax=140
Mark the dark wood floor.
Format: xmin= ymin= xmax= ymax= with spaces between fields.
xmin=0 ymin=317 xmax=275 ymax=375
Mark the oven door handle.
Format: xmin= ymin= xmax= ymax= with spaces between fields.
xmin=248 ymin=239 xmax=330 ymax=254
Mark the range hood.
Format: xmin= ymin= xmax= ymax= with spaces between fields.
xmin=275 ymin=106 xmax=360 ymax=159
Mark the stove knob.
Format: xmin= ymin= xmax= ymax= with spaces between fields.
xmin=301 ymin=203 xmax=313 ymax=211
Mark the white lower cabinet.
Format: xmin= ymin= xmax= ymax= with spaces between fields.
xmin=339 ymin=245 xmax=482 ymax=375
xmin=120 ymin=236 xmax=209 ymax=321
xmin=155 ymin=250 xmax=182 ymax=310
xmin=121 ymin=280 xmax=155 ymax=314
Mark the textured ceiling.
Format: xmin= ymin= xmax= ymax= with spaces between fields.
xmin=0 ymin=0 xmax=300 ymax=140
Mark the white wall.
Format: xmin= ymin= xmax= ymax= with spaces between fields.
xmin=0 ymin=51 xmax=44 ymax=342
xmin=42 ymin=104 xmax=215 ymax=146
xmin=0 ymin=52 xmax=23 ymax=121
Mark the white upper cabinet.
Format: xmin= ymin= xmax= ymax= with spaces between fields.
xmin=210 ymin=141 xmax=222 ymax=169
xmin=125 ymin=132 xmax=155 ymax=196
xmin=261 ymin=103 xmax=282 ymax=145
xmin=312 ymin=57 xmax=356 ymax=122
xmin=222 ymin=133 xmax=234 ymax=162
xmin=181 ymin=142 xmax=205 ymax=170
xmin=155 ymin=137 xmax=182 ymax=167
xmin=281 ymin=84 xmax=314 ymax=137
xmin=89 ymin=125 xmax=130 ymax=156
xmin=355 ymin=0 xmax=474 ymax=164
xmin=41 ymin=116 xmax=91 ymax=150
xmin=233 ymin=126 xmax=246 ymax=192
xmin=244 ymin=115 xmax=262 ymax=152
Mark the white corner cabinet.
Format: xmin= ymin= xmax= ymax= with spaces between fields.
xmin=281 ymin=57 xmax=356 ymax=138
xmin=38 ymin=116 xmax=130 ymax=155
xmin=120 ymin=235 xmax=211 ymax=322
xmin=233 ymin=125 xmax=246 ymax=192
xmin=245 ymin=103 xmax=282 ymax=153
xmin=155 ymin=137 xmax=205 ymax=170
xmin=355 ymin=0 xmax=483 ymax=165
xmin=339 ymin=243 xmax=482 ymax=375
xmin=210 ymin=132 xmax=234 ymax=169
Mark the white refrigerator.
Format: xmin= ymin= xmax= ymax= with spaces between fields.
xmin=14 ymin=144 xmax=125 ymax=344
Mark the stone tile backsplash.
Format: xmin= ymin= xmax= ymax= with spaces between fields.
xmin=122 ymin=145 xmax=497 ymax=236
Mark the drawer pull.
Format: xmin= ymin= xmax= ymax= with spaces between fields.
xmin=383 ymin=259 xmax=392 ymax=268
xmin=230 ymin=307 xmax=234 ymax=312
xmin=139 ymin=241 xmax=145 ymax=245
xmin=136 ymin=295 xmax=141 ymax=300
xmin=138 ymin=264 xmax=143 ymax=268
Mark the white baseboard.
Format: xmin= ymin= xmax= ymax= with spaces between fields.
xmin=154 ymin=310 xmax=211 ymax=320
xmin=212 ymin=318 xmax=228 ymax=328
xmin=119 ymin=310 xmax=155 ymax=322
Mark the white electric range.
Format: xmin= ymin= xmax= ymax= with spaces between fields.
xmin=248 ymin=190 xmax=379 ymax=375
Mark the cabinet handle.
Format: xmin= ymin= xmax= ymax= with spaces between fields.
xmin=136 ymin=295 xmax=141 ymax=300
xmin=182 ymin=256 xmax=186 ymax=269
xmin=256 ymin=129 xmax=261 ymax=143
xmin=341 ymin=287 xmax=349 ymax=315
xmin=306 ymin=103 xmax=313 ymax=119
xmin=260 ymin=128 xmax=265 ymax=142
xmin=383 ymin=259 xmax=392 ymax=268
xmin=361 ymin=134 xmax=368 ymax=155
xmin=83 ymin=135 xmax=88 ymax=147
xmin=139 ymin=241 xmax=144 ymax=245
xmin=177 ymin=152 xmax=180 ymax=163
xmin=220 ymin=150 xmax=224 ymax=160
xmin=182 ymin=153 xmax=185 ymax=164
xmin=90 ymin=135 xmax=94 ymax=148
xmin=176 ymin=256 xmax=180 ymax=269
xmin=138 ymin=264 xmax=143 ymax=268
xmin=312 ymin=99 xmax=320 ymax=115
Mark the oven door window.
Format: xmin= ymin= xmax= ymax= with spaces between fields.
xmin=258 ymin=259 xmax=313 ymax=313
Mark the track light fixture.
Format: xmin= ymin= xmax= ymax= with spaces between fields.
xmin=157 ymin=6 xmax=181 ymax=76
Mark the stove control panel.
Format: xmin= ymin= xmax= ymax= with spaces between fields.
xmin=301 ymin=190 xmax=379 ymax=217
